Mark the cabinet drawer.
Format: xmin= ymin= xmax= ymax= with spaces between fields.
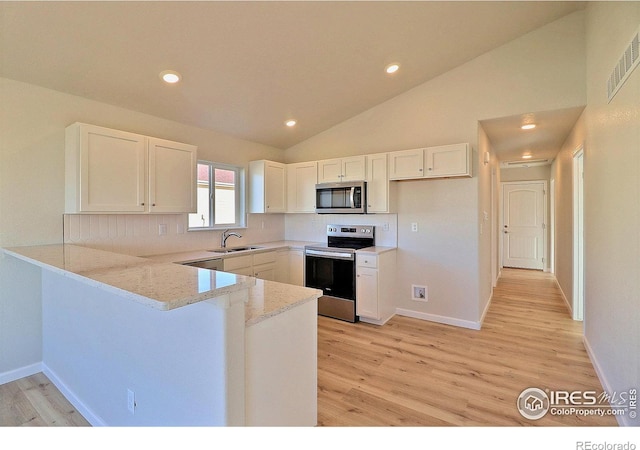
xmin=253 ymin=251 xmax=277 ymax=265
xmin=357 ymin=254 xmax=377 ymax=268
xmin=224 ymin=255 xmax=253 ymax=271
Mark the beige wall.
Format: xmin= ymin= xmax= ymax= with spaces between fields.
xmin=285 ymin=11 xmax=586 ymax=327
xmin=500 ymin=165 xmax=551 ymax=182
xmin=551 ymin=112 xmax=586 ymax=312
xmin=582 ymin=2 xmax=639 ymax=426
xmin=0 ymin=78 xmax=284 ymax=248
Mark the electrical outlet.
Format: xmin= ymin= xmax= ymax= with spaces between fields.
xmin=412 ymin=285 xmax=428 ymax=302
xmin=127 ymin=389 xmax=136 ymax=414
xmin=383 ymin=223 xmax=389 ymax=231
xmin=158 ymin=224 xmax=167 ymax=236
xmin=411 ymin=222 xmax=418 ymax=232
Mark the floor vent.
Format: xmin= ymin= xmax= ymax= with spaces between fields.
xmin=607 ymin=25 xmax=640 ymax=103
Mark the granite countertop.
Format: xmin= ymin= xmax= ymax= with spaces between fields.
xmin=2 ymin=244 xmax=255 ymax=311
xmin=356 ymin=246 xmax=397 ymax=255
xmin=245 ymin=278 xmax=320 ymax=326
xmin=145 ymin=240 xmax=323 ymax=264
xmin=3 ymin=243 xmax=323 ymax=325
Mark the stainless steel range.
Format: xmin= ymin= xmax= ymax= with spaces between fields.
xmin=304 ymin=225 xmax=375 ymax=322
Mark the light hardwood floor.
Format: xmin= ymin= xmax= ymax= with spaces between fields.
xmin=317 ymin=268 xmax=618 ymax=426
xmin=0 ymin=268 xmax=618 ymax=427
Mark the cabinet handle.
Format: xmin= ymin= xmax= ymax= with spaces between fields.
xmin=152 ymin=203 xmax=156 ymax=206
xmin=428 ymin=168 xmax=433 ymax=171
xmin=418 ymin=169 xmax=423 ymax=172
xmin=141 ymin=202 xmax=145 ymax=206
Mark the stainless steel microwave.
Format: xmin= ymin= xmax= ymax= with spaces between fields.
xmin=315 ymin=181 xmax=367 ymax=214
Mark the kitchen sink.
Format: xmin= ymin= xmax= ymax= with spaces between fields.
xmin=208 ymin=246 xmax=262 ymax=253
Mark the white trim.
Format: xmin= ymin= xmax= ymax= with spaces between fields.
xmin=359 ymin=314 xmax=394 ymax=326
xmin=479 ymin=288 xmax=494 ymax=327
xmin=395 ymin=308 xmax=481 ymax=330
xmin=0 ymin=362 xmax=42 ymax=386
xmin=572 ymin=148 xmax=585 ymax=321
xmin=43 ymin=364 xmax=107 ymax=426
xmin=582 ymin=337 xmax=631 ymax=427
xmin=500 ymin=180 xmax=548 ymax=271
xmin=554 ymin=277 xmax=572 ymax=316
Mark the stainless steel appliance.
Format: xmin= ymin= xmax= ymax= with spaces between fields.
xmin=304 ymin=225 xmax=375 ymax=322
xmin=315 ymin=181 xmax=366 ymax=214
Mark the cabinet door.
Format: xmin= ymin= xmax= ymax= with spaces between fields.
xmin=288 ymin=249 xmax=304 ymax=286
xmin=365 ymin=153 xmax=389 ymax=213
xmin=148 ymin=138 xmax=197 ymax=213
xmin=341 ymin=156 xmax=366 ymax=181
xmin=274 ymin=250 xmax=289 ymax=283
xmin=317 ymin=159 xmax=343 ymax=183
xmin=265 ymin=162 xmax=287 ymax=212
xmin=424 ymin=143 xmax=471 ymax=178
xmin=254 ymin=264 xmax=276 ymax=281
xmin=287 ymin=162 xmax=317 ymax=213
xmin=356 ymin=267 xmax=379 ymax=319
xmin=389 ymin=148 xmax=425 ymax=180
xmin=77 ymin=124 xmax=146 ymax=212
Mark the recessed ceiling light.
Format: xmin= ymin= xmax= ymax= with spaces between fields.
xmin=521 ymin=124 xmax=536 ymax=130
xmin=385 ymin=63 xmax=400 ymax=74
xmin=522 ymin=154 xmax=533 ymax=159
xmin=285 ymin=120 xmax=297 ymax=127
xmin=160 ymin=70 xmax=181 ymax=84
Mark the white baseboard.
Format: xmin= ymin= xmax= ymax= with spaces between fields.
xmin=554 ymin=278 xmax=573 ymax=316
xmin=583 ymin=336 xmax=634 ymax=427
xmin=0 ymin=362 xmax=42 ymax=385
xmin=395 ymin=308 xmax=481 ymax=330
xmin=42 ymin=364 xmax=106 ymax=426
xmin=479 ymin=288 xmax=493 ymax=328
xmin=359 ymin=314 xmax=394 ymax=326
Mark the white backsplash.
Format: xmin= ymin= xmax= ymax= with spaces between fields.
xmin=63 ymin=213 xmax=285 ymax=256
xmin=63 ymin=212 xmax=397 ymax=256
xmin=284 ymin=213 xmax=398 ymax=247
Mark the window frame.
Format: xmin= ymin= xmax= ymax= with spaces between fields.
xmin=187 ymin=160 xmax=245 ymax=231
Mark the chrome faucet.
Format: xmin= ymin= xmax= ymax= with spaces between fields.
xmin=221 ymin=229 xmax=242 ymax=248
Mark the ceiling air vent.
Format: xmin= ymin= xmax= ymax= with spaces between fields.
xmin=501 ymin=159 xmax=550 ymax=168
xmin=607 ymin=25 xmax=640 ymax=103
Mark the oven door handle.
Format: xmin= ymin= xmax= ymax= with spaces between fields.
xmin=305 ymin=249 xmax=355 ymax=260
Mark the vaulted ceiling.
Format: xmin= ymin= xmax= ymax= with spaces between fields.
xmin=0 ymin=1 xmax=585 ymax=150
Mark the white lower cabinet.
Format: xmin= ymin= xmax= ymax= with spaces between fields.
xmin=223 ymin=249 xmax=302 ymax=284
xmin=223 ymin=254 xmax=254 ymax=276
xmin=356 ymin=250 xmax=396 ymax=325
xmin=288 ymin=249 xmax=304 ymax=286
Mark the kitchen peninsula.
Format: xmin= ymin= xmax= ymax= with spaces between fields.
xmin=1 ymin=244 xmax=321 ymax=426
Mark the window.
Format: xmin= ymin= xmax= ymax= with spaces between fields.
xmin=188 ymin=161 xmax=244 ymax=230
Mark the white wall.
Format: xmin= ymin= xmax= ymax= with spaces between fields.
xmin=0 ymin=77 xmax=284 ymax=249
xmin=551 ymin=112 xmax=586 ymax=312
xmin=285 ymin=11 xmax=586 ymax=327
xmin=582 ymin=2 xmax=640 ymax=427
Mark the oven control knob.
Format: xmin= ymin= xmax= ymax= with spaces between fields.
xmin=361 ymin=229 xmax=365 ymax=233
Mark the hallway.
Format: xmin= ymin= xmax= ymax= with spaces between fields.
xmin=317 ymin=268 xmax=618 ymax=426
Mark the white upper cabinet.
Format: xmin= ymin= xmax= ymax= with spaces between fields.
xmin=424 ymin=143 xmax=471 ymax=178
xmin=389 ymin=143 xmax=471 ymax=180
xmin=65 ymin=122 xmax=197 ymax=214
xmin=148 ymin=137 xmax=197 ymax=213
xmin=317 ymin=155 xmax=366 ymax=183
xmin=388 ymin=148 xmax=425 ymax=180
xmin=365 ymin=153 xmax=394 ymax=213
xmin=249 ymin=160 xmax=287 ymax=213
xmin=286 ymin=161 xmax=317 ymax=213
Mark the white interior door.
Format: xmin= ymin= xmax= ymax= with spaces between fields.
xmin=502 ymin=182 xmax=545 ymax=270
